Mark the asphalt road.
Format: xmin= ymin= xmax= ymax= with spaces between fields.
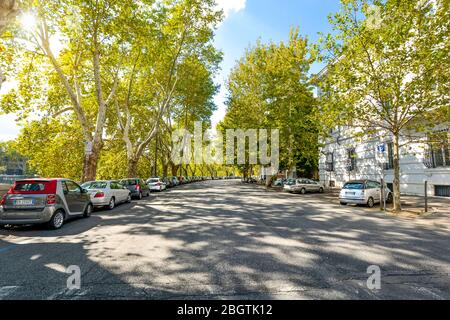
xmin=0 ymin=180 xmax=449 ymax=300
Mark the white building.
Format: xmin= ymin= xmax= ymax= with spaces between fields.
xmin=319 ymin=126 xmax=450 ymax=197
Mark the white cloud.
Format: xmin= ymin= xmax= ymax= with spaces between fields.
xmin=216 ymin=0 xmax=247 ymax=19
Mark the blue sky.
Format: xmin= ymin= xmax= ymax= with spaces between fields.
xmin=0 ymin=0 xmax=342 ymax=141
xmin=211 ymin=0 xmax=342 ymax=126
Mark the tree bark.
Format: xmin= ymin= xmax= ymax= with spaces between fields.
xmin=393 ymin=132 xmax=402 ymax=212
xmin=127 ymin=158 xmax=139 ymax=178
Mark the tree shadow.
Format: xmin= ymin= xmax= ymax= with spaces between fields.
xmin=1 ymin=180 xmax=449 ymax=299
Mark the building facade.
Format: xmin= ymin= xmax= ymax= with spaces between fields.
xmin=319 ymin=126 xmax=450 ymax=197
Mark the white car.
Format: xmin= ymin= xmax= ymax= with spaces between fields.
xmin=147 ymin=178 xmax=167 ymax=192
xmin=82 ymin=181 xmax=131 ymax=210
xmin=283 ymin=178 xmax=325 ymax=194
xmin=339 ymin=180 xmax=393 ymax=208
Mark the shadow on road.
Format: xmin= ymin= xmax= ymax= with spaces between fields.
xmin=1 ymin=180 xmax=449 ymax=299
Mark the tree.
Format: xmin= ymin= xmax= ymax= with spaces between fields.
xmin=316 ymin=0 xmax=449 ymax=211
xmin=1 ymin=0 xmax=147 ymax=181
xmin=111 ymin=0 xmax=221 ymax=177
xmin=0 ymin=0 xmax=18 ymax=89
xmin=221 ymin=29 xmax=318 ymax=180
xmin=15 ymin=117 xmax=84 ymax=179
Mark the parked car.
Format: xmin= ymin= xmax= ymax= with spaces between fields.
xmin=119 ymin=178 xmax=150 ymax=200
xmin=0 ymin=178 xmax=92 ymax=229
xmin=82 ymin=180 xmax=131 ymax=210
xmin=273 ymin=178 xmax=287 ymax=187
xmin=339 ymin=180 xmax=393 ymax=208
xmin=170 ymin=176 xmax=179 ymax=187
xmin=283 ymin=178 xmax=325 ymax=194
xmin=162 ymin=177 xmax=172 ymax=188
xmin=147 ymin=177 xmax=167 ymax=192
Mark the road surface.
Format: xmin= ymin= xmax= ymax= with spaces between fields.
xmin=1 ymin=180 xmax=449 ymax=299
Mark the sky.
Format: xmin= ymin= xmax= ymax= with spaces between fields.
xmin=0 ymin=0 xmax=342 ymax=141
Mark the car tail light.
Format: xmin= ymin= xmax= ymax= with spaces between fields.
xmin=0 ymin=194 xmax=7 ymax=206
xmin=94 ymin=192 xmax=105 ymax=198
xmin=156 ymin=182 xmax=161 ymax=186
xmin=47 ymin=194 xmax=57 ymax=205
xmin=136 ymin=184 xmax=141 ymax=191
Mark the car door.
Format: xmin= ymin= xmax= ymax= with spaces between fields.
xmin=63 ymin=180 xmax=85 ymax=214
xmin=113 ymin=182 xmax=127 ymax=202
xmin=305 ymin=179 xmax=319 ymax=192
xmin=367 ymin=181 xmax=381 ymax=202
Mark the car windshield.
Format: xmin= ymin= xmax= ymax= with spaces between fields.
xmin=82 ymin=182 xmax=108 ymax=189
xmin=121 ymin=180 xmax=138 ymax=186
xmin=148 ymin=179 xmax=159 ymax=183
xmin=343 ymin=183 xmax=365 ymax=190
xmin=14 ymin=183 xmax=45 ymax=192
xmin=285 ymin=179 xmax=296 ymax=186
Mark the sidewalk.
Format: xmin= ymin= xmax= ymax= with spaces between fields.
xmin=267 ymin=185 xmax=449 ymax=216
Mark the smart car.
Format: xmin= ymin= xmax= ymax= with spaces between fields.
xmin=0 ymin=178 xmax=93 ymax=229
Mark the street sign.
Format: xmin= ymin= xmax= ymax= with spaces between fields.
xmin=377 ymin=144 xmax=385 ymax=153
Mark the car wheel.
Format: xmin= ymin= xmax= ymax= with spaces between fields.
xmin=138 ymin=192 xmax=143 ymax=200
xmin=48 ymin=210 xmax=65 ymax=230
xmin=84 ymin=203 xmax=93 ymax=218
xmin=126 ymin=194 xmax=132 ymax=203
xmin=367 ymin=197 xmax=375 ymax=208
xmin=108 ymin=198 xmax=115 ymax=210
xmin=319 ymin=187 xmax=324 ymax=193
xmin=300 ymin=188 xmax=306 ymax=195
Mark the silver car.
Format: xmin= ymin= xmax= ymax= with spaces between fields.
xmin=284 ymin=178 xmax=325 ymax=194
xmin=146 ymin=178 xmax=167 ymax=192
xmin=82 ymin=181 xmax=132 ymax=210
xmin=339 ymin=180 xmax=393 ymax=208
xmin=0 ymin=178 xmax=92 ymax=229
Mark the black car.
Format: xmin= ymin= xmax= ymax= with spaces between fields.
xmin=119 ymin=178 xmax=150 ymax=200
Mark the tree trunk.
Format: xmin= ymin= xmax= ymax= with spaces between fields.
xmin=171 ymin=164 xmax=179 ymax=176
xmin=393 ymin=132 xmax=402 ymax=212
xmin=127 ymin=158 xmax=139 ymax=178
xmin=82 ymin=152 xmax=99 ymax=182
xmin=162 ymin=162 xmax=168 ymax=177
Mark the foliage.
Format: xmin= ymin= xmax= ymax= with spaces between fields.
xmin=315 ymin=0 xmax=449 ymax=211
xmin=221 ymin=28 xmax=318 ymax=177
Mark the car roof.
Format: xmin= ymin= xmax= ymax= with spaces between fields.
xmin=83 ymin=180 xmax=112 ymax=183
xmin=15 ymin=178 xmax=65 ymax=182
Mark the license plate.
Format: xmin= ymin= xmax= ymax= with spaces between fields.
xmin=346 ymin=192 xmax=356 ymax=196
xmin=14 ymin=199 xmax=34 ymax=206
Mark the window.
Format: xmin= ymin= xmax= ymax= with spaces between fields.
xmin=83 ymin=182 xmax=107 ymax=189
xmin=343 ymin=182 xmax=364 ymax=190
xmin=435 ymin=186 xmax=450 ymax=197
xmin=429 ymin=133 xmax=450 ymax=168
xmin=14 ymin=183 xmax=45 ymax=192
xmin=347 ymin=148 xmax=357 ymax=171
xmin=65 ymin=181 xmax=81 ymax=193
xmin=325 ymin=153 xmax=334 ymax=172
xmin=367 ymin=181 xmax=380 ymax=189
